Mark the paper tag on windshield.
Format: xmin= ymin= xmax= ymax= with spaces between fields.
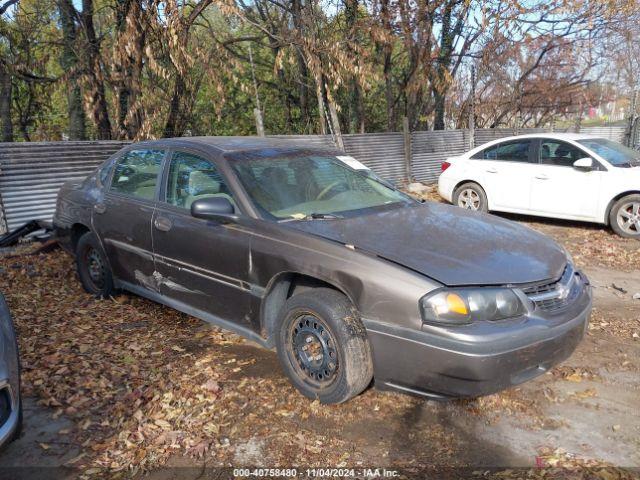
xmin=336 ymin=155 xmax=369 ymax=170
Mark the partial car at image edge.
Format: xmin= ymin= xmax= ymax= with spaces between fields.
xmin=0 ymin=293 xmax=22 ymax=449
xmin=438 ymin=133 xmax=640 ymax=238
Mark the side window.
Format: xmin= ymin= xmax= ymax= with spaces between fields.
xmin=110 ymin=149 xmax=164 ymax=200
xmin=166 ymin=151 xmax=236 ymax=210
xmin=539 ymin=141 xmax=587 ymax=167
xmin=472 ymin=140 xmax=533 ymax=162
xmin=98 ymin=156 xmax=118 ymax=186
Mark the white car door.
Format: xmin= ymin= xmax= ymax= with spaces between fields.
xmin=472 ymin=139 xmax=537 ymax=211
xmin=529 ymin=139 xmax=603 ymax=220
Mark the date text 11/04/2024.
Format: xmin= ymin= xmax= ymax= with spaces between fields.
xmin=233 ymin=468 xmax=400 ymax=478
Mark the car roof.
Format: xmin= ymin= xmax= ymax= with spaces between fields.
xmin=464 ymin=132 xmax=607 ymax=156
xmin=482 ymin=132 xmax=603 ymax=142
xmin=127 ymin=136 xmax=340 ymax=156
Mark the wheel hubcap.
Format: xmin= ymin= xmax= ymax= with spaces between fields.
xmin=458 ymin=188 xmax=481 ymax=210
xmin=617 ymin=201 xmax=640 ymax=235
xmin=289 ymin=314 xmax=338 ymax=385
xmin=85 ymin=247 xmax=105 ymax=289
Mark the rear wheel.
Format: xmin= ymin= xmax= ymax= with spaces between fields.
xmin=76 ymin=232 xmax=114 ymax=297
xmin=453 ymin=182 xmax=488 ymax=212
xmin=275 ymin=288 xmax=373 ymax=404
xmin=610 ymin=194 xmax=640 ymax=239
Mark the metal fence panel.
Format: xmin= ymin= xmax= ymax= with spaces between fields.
xmin=411 ymin=129 xmax=469 ymax=183
xmin=0 ymin=141 xmax=129 ymax=232
xmin=341 ymin=133 xmax=406 ymax=183
xmin=576 ymin=126 xmax=627 ymax=143
xmin=267 ymin=134 xmax=336 ymax=150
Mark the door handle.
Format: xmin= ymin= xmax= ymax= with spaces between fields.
xmin=534 ymin=174 xmax=549 ymax=180
xmin=154 ymin=216 xmax=172 ymax=232
xmin=486 ymin=168 xmax=498 ymax=173
xmin=94 ymin=203 xmax=106 ymax=214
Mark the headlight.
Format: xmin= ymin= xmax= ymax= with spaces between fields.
xmin=420 ymin=288 xmax=526 ymax=325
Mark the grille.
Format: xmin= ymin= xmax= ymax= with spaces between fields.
xmin=522 ymin=265 xmax=581 ymax=312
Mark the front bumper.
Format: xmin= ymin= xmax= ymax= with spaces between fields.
xmin=365 ymin=281 xmax=592 ymax=399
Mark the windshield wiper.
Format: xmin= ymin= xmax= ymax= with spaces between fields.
xmin=279 ymin=212 xmax=344 ymax=222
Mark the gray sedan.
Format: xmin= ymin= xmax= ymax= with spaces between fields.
xmin=0 ymin=293 xmax=21 ymax=447
xmin=54 ymin=137 xmax=592 ymax=403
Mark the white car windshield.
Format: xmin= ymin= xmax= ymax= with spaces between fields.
xmin=577 ymin=138 xmax=640 ymax=168
xmin=229 ymin=153 xmax=413 ymax=219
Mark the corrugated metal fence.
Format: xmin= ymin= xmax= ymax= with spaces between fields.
xmin=0 ymin=141 xmax=129 ymax=232
xmin=0 ymin=126 xmax=630 ymax=234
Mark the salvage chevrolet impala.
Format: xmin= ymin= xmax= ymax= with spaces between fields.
xmin=54 ymin=137 xmax=592 ymax=403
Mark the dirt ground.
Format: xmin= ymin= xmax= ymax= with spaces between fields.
xmin=0 ymin=195 xmax=639 ymax=479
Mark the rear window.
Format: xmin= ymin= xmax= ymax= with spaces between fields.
xmin=472 ymin=140 xmax=533 ymax=163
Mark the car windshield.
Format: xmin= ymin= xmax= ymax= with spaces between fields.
xmin=577 ymin=138 xmax=640 ymax=168
xmin=229 ymin=152 xmax=413 ymax=219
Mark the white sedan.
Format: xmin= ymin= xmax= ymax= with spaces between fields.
xmin=438 ymin=133 xmax=640 ymax=238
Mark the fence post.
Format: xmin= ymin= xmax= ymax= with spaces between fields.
xmin=468 ymin=66 xmax=475 ymax=149
xmin=625 ymin=90 xmax=637 ymax=147
xmin=0 ymin=199 xmax=6 ymax=235
xmin=402 ymin=116 xmax=412 ymax=183
xmin=0 ymin=173 xmax=6 ymax=235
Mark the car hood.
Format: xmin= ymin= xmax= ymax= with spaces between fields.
xmin=287 ymin=202 xmax=567 ymax=286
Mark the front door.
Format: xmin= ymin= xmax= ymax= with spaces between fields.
xmin=472 ymin=139 xmax=537 ymax=211
xmin=152 ymin=150 xmax=254 ymax=328
xmin=92 ymin=148 xmax=165 ymax=287
xmin=529 ymin=139 xmax=603 ymax=220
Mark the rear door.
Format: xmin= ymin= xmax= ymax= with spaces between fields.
xmin=151 ymin=149 xmax=255 ymax=328
xmin=471 ymin=139 xmax=536 ymax=211
xmin=529 ymin=139 xmax=604 ymax=220
xmin=92 ymin=148 xmax=165 ymax=287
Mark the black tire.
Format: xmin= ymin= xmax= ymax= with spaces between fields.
xmin=453 ymin=182 xmax=488 ymax=212
xmin=76 ymin=232 xmax=114 ymax=298
xmin=609 ymin=194 xmax=640 ymax=239
xmin=275 ymin=288 xmax=373 ymax=404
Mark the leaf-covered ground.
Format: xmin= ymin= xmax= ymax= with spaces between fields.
xmin=0 ymin=201 xmax=639 ymax=478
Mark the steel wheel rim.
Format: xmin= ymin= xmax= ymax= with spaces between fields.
xmin=458 ymin=188 xmax=481 ymax=210
xmin=84 ymin=246 xmax=106 ymax=290
xmin=617 ymin=201 xmax=640 ymax=235
xmin=287 ymin=313 xmax=339 ymax=387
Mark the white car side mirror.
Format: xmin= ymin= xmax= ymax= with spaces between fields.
xmin=573 ymin=157 xmax=594 ymax=171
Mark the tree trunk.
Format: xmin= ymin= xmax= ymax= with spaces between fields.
xmin=164 ymin=76 xmax=186 ymax=138
xmin=291 ymin=0 xmax=310 ymax=130
xmin=82 ymin=0 xmax=112 ymax=139
xmin=58 ymin=0 xmax=86 ymax=140
xmin=345 ymin=0 xmax=364 ymax=133
xmin=0 ymin=63 xmax=13 ymax=142
xmin=433 ymin=2 xmax=454 ymax=130
xmin=380 ymin=0 xmax=394 ymax=131
xmin=314 ymin=71 xmax=327 ymax=135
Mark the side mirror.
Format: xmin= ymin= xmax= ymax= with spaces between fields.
xmin=190 ymin=197 xmax=237 ymax=223
xmin=573 ymin=157 xmax=594 ymax=171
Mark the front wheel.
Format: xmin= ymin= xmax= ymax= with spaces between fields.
xmin=609 ymin=194 xmax=640 ymax=239
xmin=76 ymin=232 xmax=115 ymax=298
xmin=275 ymin=288 xmax=373 ymax=404
xmin=453 ymin=182 xmax=488 ymax=212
